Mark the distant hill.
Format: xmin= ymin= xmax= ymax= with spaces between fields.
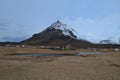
xmin=0 ymin=42 xmax=19 ymax=46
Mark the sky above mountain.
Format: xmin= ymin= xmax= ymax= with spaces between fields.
xmin=0 ymin=0 xmax=120 ymax=42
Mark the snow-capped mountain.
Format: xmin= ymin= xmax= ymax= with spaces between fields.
xmin=21 ymin=20 xmax=92 ymax=47
xmin=99 ymin=37 xmax=120 ymax=44
xmin=99 ymin=40 xmax=115 ymax=44
xmin=44 ymin=20 xmax=77 ymax=39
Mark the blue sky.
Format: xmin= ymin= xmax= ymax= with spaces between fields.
xmin=0 ymin=0 xmax=120 ymax=42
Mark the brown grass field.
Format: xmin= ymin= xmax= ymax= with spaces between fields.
xmin=0 ymin=46 xmax=120 ymax=80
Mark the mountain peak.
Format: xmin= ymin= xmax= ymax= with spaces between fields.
xmin=47 ymin=20 xmax=77 ymax=39
xmin=49 ymin=20 xmax=65 ymax=29
xmin=49 ymin=20 xmax=76 ymax=32
xmin=56 ymin=20 xmax=62 ymax=24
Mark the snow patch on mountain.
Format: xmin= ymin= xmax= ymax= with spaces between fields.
xmin=48 ymin=20 xmax=77 ymax=39
xmin=99 ymin=37 xmax=120 ymax=44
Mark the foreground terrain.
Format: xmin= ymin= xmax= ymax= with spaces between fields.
xmin=0 ymin=47 xmax=120 ymax=80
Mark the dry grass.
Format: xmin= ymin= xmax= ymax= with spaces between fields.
xmin=0 ymin=46 xmax=78 ymax=55
xmin=110 ymin=64 xmax=120 ymax=68
xmin=0 ymin=46 xmax=120 ymax=80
